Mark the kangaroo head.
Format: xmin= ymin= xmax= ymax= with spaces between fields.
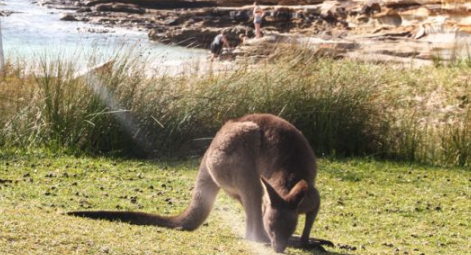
xmin=261 ymin=178 xmax=308 ymax=253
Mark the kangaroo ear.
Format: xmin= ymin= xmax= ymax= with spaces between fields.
xmin=285 ymin=180 xmax=308 ymax=209
xmin=261 ymin=178 xmax=285 ymax=207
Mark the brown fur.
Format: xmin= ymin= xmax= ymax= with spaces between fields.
xmin=68 ymin=114 xmax=331 ymax=253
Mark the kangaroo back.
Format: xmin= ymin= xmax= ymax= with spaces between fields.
xmin=235 ymin=114 xmax=317 ymax=186
xmin=68 ymin=155 xmax=220 ymax=231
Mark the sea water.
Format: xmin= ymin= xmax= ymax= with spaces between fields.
xmin=0 ymin=0 xmax=206 ymax=69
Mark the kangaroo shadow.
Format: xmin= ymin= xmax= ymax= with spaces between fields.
xmin=287 ymin=236 xmax=353 ymax=255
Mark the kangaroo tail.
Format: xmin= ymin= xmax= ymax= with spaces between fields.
xmin=66 ymin=210 xmax=177 ymax=227
xmin=68 ymin=156 xmax=220 ymax=231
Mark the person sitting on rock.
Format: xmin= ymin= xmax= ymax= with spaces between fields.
xmin=253 ymin=2 xmax=265 ymax=39
xmin=210 ymin=30 xmax=232 ymax=61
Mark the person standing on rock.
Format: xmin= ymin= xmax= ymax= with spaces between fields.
xmin=253 ymin=2 xmax=265 ymax=39
xmin=210 ymin=30 xmax=232 ymax=61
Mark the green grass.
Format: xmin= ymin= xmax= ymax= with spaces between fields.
xmin=1 ymin=154 xmax=470 ymax=255
xmin=2 ymin=46 xmax=471 ymax=167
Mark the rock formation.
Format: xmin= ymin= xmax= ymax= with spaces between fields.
xmin=34 ymin=0 xmax=471 ymax=64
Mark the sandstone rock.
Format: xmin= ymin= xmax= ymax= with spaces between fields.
xmin=229 ymin=10 xmax=252 ymax=22
xmin=374 ymin=9 xmax=403 ymax=27
xmin=0 ymin=10 xmax=15 ymax=17
xmin=380 ymin=0 xmax=442 ymax=7
xmin=93 ymin=3 xmax=146 ymax=14
xmin=149 ymin=28 xmax=219 ymax=47
xmin=360 ymin=0 xmax=381 ymax=15
xmin=59 ymin=12 xmax=78 ymax=21
xmin=76 ymin=6 xmax=92 ymax=12
xmin=216 ymin=0 xmax=324 ymax=5
xmin=37 ymin=0 xmax=55 ymax=6
xmin=40 ymin=0 xmax=471 ymax=65
xmin=85 ymin=0 xmax=216 ymax=9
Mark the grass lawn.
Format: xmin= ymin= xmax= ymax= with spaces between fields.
xmin=0 ymin=154 xmax=470 ymax=255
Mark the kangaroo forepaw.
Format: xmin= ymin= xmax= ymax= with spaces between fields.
xmin=300 ymin=238 xmax=334 ymax=251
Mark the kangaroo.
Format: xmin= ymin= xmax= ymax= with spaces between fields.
xmin=68 ymin=114 xmax=332 ymax=253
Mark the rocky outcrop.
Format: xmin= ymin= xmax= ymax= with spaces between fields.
xmin=149 ymin=25 xmax=253 ymax=48
xmin=84 ymin=0 xmax=217 ymax=9
xmin=215 ymin=0 xmax=324 ymax=5
xmin=38 ymin=0 xmax=471 ymax=65
xmin=0 ymin=10 xmax=16 ymax=17
xmin=60 ymin=12 xmax=79 ymax=21
xmin=93 ymin=3 xmax=146 ymax=14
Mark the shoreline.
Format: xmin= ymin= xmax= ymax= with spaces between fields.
xmin=1 ymin=0 xmax=469 ymax=67
xmin=0 ymin=0 xmax=211 ymax=75
xmin=33 ymin=0 xmax=471 ymax=66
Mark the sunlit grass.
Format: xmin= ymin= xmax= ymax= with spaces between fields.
xmin=1 ymin=154 xmax=470 ymax=255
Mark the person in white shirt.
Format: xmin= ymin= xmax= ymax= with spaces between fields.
xmin=253 ymin=2 xmax=265 ymax=39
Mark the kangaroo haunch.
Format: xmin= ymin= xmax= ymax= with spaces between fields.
xmin=68 ymin=114 xmax=332 ymax=253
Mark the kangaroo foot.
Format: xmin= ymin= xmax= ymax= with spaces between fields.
xmin=289 ymin=236 xmax=334 ymax=250
xmin=308 ymin=243 xmax=327 ymax=252
xmin=303 ymin=238 xmax=334 ymax=248
xmin=302 ymin=238 xmax=334 ymax=252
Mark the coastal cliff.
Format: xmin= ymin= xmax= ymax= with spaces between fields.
xmin=37 ymin=0 xmax=471 ymax=64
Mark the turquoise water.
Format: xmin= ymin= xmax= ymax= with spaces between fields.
xmin=0 ymin=0 xmax=205 ymax=64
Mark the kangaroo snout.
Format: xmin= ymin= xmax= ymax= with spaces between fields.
xmin=273 ymin=245 xmax=287 ymax=253
xmin=272 ymin=240 xmax=288 ymax=253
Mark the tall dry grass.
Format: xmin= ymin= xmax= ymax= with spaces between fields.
xmin=1 ymin=46 xmax=471 ymax=167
